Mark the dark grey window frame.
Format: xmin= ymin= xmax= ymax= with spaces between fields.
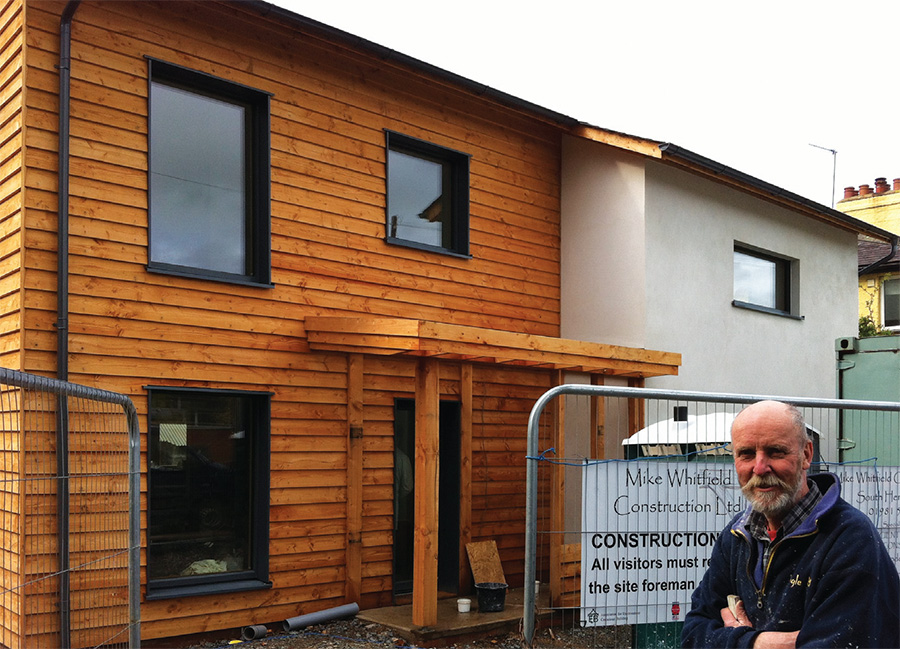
xmin=385 ymin=130 xmax=471 ymax=258
xmin=144 ymin=386 xmax=272 ymax=600
xmin=733 ymin=244 xmax=801 ymax=320
xmin=147 ymin=58 xmax=272 ymax=287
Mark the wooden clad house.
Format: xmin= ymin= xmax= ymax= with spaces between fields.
xmin=0 ymin=0 xmax=684 ymax=643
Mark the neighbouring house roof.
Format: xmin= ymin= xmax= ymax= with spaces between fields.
xmin=246 ymin=0 xmax=898 ymax=247
xmin=859 ymin=239 xmax=900 ymax=273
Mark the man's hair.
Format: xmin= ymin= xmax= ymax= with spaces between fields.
xmin=783 ymin=402 xmax=809 ymax=445
xmin=734 ymin=401 xmax=809 ymax=445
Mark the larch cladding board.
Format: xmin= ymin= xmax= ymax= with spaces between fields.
xmin=18 ymin=0 xmax=565 ymax=640
xmin=0 ymin=0 xmax=24 ymax=370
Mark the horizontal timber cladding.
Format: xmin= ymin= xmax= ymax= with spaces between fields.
xmin=0 ymin=0 xmax=23 ymax=372
xmin=22 ymin=0 xmax=563 ymax=344
xmin=14 ymin=0 xmax=598 ymax=642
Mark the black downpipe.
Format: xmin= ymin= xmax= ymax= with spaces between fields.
xmin=58 ymin=0 xmax=80 ymax=381
xmin=57 ymin=3 xmax=80 ymax=648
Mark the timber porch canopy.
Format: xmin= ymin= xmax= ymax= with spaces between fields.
xmin=304 ymin=316 xmax=681 ymax=627
xmin=304 ymin=317 xmax=680 ymax=377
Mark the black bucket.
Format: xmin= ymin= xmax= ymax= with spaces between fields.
xmin=475 ymin=582 xmax=508 ymax=612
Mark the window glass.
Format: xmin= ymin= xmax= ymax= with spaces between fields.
xmin=885 ymin=278 xmax=900 ymax=328
xmin=733 ymin=248 xmax=790 ymax=312
xmin=387 ymin=148 xmax=446 ymax=248
xmin=150 ymin=82 xmax=247 ymax=275
xmin=385 ymin=132 xmax=469 ymax=256
xmin=147 ymin=60 xmax=270 ymax=285
xmin=734 ymin=250 xmax=777 ymax=308
xmin=148 ymin=391 xmax=255 ymax=582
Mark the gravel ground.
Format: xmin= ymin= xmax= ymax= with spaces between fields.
xmin=182 ymin=617 xmax=634 ymax=649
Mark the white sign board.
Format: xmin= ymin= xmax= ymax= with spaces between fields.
xmin=580 ymin=461 xmax=900 ymax=627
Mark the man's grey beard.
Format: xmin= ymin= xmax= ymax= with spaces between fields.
xmin=741 ymin=472 xmax=803 ymax=520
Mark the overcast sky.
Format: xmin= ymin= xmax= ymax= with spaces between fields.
xmin=274 ymin=1 xmax=900 ymax=210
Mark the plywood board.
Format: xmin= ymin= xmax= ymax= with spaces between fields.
xmin=466 ymin=540 xmax=506 ymax=585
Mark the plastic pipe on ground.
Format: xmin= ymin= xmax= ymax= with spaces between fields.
xmin=282 ymin=602 xmax=360 ymax=632
xmin=241 ymin=624 xmax=268 ymax=641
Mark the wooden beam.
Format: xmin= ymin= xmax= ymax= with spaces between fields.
xmin=305 ymin=316 xmax=681 ymax=377
xmin=571 ymin=124 xmax=664 ymax=159
xmin=418 ymin=321 xmax=680 ymax=366
xmin=345 ymin=354 xmax=363 ymax=604
xmin=412 ymin=357 xmax=439 ymax=627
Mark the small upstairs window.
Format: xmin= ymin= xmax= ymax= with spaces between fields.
xmin=733 ymin=245 xmax=797 ymax=318
xmin=385 ymin=131 xmax=470 ymax=257
xmin=148 ymin=59 xmax=271 ymax=285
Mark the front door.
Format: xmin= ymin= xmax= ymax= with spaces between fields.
xmin=392 ymin=398 xmax=460 ymax=597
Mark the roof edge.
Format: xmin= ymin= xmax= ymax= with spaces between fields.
xmin=244 ymin=0 xmax=584 ymax=128
xmin=241 ymin=2 xmax=896 ymax=244
xmin=659 ymin=143 xmax=898 ymax=243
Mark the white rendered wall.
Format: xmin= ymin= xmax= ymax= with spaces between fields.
xmin=560 ymin=135 xmax=647 ymax=348
xmin=559 ymin=136 xmax=859 ymax=400
xmin=642 ymin=162 xmax=858 ymax=398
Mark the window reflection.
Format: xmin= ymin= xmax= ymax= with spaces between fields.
xmin=388 ymin=149 xmax=447 ymax=247
xmin=148 ymin=392 xmax=253 ymax=580
xmin=384 ymin=132 xmax=468 ymax=255
xmin=733 ymin=251 xmax=777 ymax=308
xmin=150 ymin=82 xmax=248 ymax=275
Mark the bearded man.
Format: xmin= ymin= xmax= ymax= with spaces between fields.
xmin=682 ymin=400 xmax=899 ymax=649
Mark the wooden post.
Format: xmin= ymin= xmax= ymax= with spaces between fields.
xmin=627 ymin=377 xmax=645 ymax=438
xmin=412 ymin=357 xmax=439 ymax=627
xmin=591 ymin=374 xmax=605 ymax=459
xmin=346 ymin=354 xmax=364 ymax=603
xmin=458 ymin=362 xmax=473 ymax=593
xmin=549 ymin=370 xmax=565 ymax=606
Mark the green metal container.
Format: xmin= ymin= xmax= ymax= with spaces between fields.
xmin=836 ymin=336 xmax=900 ymax=463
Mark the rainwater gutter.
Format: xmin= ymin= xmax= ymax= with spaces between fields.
xmin=858 ymin=236 xmax=900 ymax=277
xmin=56 ymin=3 xmax=80 ymax=648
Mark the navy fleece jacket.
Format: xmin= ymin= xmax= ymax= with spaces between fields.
xmin=682 ymin=473 xmax=900 ymax=648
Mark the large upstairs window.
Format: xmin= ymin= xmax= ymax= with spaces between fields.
xmin=148 ymin=59 xmax=271 ymax=285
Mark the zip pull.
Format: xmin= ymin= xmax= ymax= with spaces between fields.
xmin=757 ymin=590 xmax=763 ymax=610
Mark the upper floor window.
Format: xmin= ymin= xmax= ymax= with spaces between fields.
xmin=385 ymin=131 xmax=470 ymax=257
xmin=884 ymin=278 xmax=900 ymax=329
xmin=733 ymin=245 xmax=798 ymax=318
xmin=148 ymin=59 xmax=271 ymax=285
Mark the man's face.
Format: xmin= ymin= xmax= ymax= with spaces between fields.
xmin=731 ymin=403 xmax=812 ymax=523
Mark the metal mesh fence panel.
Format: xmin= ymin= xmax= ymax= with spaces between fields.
xmin=523 ymin=385 xmax=900 ymax=647
xmin=0 ymin=369 xmax=139 ymax=649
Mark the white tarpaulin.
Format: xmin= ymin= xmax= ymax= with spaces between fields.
xmin=622 ymin=411 xmax=737 ymax=446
